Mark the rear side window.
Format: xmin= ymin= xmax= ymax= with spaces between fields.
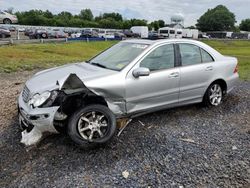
xmin=160 ymin=30 xmax=168 ymax=34
xmin=201 ymin=48 xmax=214 ymax=63
xmin=179 ymin=44 xmax=202 ymax=66
xmin=140 ymin=44 xmax=175 ymax=71
xmin=170 ymin=30 xmax=175 ymax=34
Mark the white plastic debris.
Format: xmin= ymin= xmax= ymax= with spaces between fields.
xmin=180 ymin=138 xmax=195 ymax=144
xmin=232 ymin=146 xmax=237 ymax=150
xmin=20 ymin=126 xmax=43 ymax=146
xmin=122 ymin=170 xmax=129 ymax=179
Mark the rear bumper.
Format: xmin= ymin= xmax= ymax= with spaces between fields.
xmin=226 ymin=73 xmax=239 ymax=93
xmin=11 ymin=19 xmax=18 ymax=24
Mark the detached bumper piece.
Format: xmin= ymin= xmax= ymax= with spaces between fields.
xmin=18 ymin=106 xmax=57 ymax=146
xmin=19 ymin=114 xmax=43 ymax=146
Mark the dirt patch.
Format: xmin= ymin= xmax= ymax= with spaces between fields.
xmin=0 ymin=71 xmax=249 ymax=187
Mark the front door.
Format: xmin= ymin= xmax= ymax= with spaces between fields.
xmin=125 ymin=44 xmax=180 ymax=114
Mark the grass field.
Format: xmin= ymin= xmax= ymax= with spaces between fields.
xmin=0 ymin=41 xmax=117 ymax=73
xmin=0 ymin=40 xmax=249 ymax=80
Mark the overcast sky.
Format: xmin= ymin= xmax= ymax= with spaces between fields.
xmin=0 ymin=0 xmax=249 ymax=26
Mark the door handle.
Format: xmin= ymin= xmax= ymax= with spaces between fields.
xmin=205 ymin=66 xmax=213 ymax=71
xmin=169 ymin=72 xmax=179 ymax=78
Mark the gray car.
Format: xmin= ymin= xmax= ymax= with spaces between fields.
xmin=18 ymin=39 xmax=239 ymax=148
xmin=0 ymin=11 xmax=18 ymax=24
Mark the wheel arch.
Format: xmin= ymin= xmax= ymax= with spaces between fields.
xmin=209 ymin=79 xmax=227 ymax=95
xmin=3 ymin=18 xmax=12 ymax=24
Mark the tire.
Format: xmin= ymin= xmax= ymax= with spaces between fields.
xmin=41 ymin=33 xmax=47 ymax=38
xmin=67 ymin=104 xmax=117 ymax=149
xmin=3 ymin=18 xmax=12 ymax=24
xmin=203 ymin=83 xmax=223 ymax=107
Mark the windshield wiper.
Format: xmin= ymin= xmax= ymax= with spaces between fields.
xmin=90 ymin=62 xmax=107 ymax=69
xmin=89 ymin=62 xmax=119 ymax=71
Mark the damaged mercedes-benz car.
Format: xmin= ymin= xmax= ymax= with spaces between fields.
xmin=18 ymin=39 xmax=239 ymax=148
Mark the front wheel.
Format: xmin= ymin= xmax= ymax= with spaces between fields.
xmin=67 ymin=104 xmax=117 ymax=149
xmin=203 ymin=83 xmax=223 ymax=106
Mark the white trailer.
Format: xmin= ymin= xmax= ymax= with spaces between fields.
xmin=158 ymin=27 xmax=176 ymax=38
xmin=130 ymin=26 xmax=149 ymax=38
xmin=182 ymin=29 xmax=199 ymax=39
xmin=159 ymin=27 xmax=199 ymax=39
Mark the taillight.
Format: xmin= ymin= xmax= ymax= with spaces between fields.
xmin=234 ymin=64 xmax=238 ymax=73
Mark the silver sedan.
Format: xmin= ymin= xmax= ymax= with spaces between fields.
xmin=18 ymin=39 xmax=239 ymax=148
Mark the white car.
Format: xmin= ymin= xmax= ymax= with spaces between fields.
xmin=0 ymin=11 xmax=18 ymax=24
xmin=18 ymin=39 xmax=239 ymax=148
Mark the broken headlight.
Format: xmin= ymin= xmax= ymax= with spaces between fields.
xmin=28 ymin=91 xmax=51 ymax=108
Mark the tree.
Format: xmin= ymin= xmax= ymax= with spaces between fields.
xmin=102 ymin=12 xmax=123 ymax=22
xmin=158 ymin=20 xmax=165 ymax=28
xmin=58 ymin=11 xmax=72 ymax=20
xmin=196 ymin=5 xmax=236 ymax=32
xmin=79 ymin=9 xmax=93 ymax=21
xmin=130 ymin=19 xmax=147 ymax=26
xmin=43 ymin=10 xmax=53 ymax=19
xmin=187 ymin=26 xmax=196 ymax=29
xmin=239 ymin=19 xmax=250 ymax=31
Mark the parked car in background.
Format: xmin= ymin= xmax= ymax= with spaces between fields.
xmin=80 ymin=29 xmax=98 ymax=38
xmin=70 ymin=32 xmax=81 ymax=38
xmin=18 ymin=28 xmax=26 ymax=32
xmin=48 ymin=30 xmax=68 ymax=38
xmin=114 ymin=32 xmax=125 ymax=39
xmin=123 ymin=29 xmax=140 ymax=38
xmin=0 ymin=27 xmax=11 ymax=38
xmin=0 ymin=11 xmax=18 ymax=24
xmin=29 ymin=29 xmax=48 ymax=39
xmin=148 ymin=31 xmax=159 ymax=40
xmin=24 ymin=29 xmax=34 ymax=36
xmin=8 ymin=26 xmax=16 ymax=32
xmin=198 ymin=34 xmax=210 ymax=39
xmin=18 ymin=39 xmax=239 ymax=148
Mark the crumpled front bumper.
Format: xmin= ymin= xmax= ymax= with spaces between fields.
xmin=18 ymin=94 xmax=60 ymax=146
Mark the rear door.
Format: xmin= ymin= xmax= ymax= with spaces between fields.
xmin=177 ymin=43 xmax=215 ymax=103
xmin=125 ymin=43 xmax=180 ymax=114
xmin=0 ymin=12 xmax=4 ymax=22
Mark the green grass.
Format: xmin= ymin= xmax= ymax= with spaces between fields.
xmin=0 ymin=40 xmax=249 ymax=80
xmin=0 ymin=41 xmax=117 ymax=73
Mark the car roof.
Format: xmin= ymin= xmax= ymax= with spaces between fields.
xmin=122 ymin=39 xmax=202 ymax=45
xmin=122 ymin=39 xmax=224 ymax=60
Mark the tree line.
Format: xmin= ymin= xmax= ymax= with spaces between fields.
xmin=13 ymin=9 xmax=165 ymax=30
xmin=5 ymin=5 xmax=250 ymax=32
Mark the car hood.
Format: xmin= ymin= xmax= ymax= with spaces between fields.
xmin=25 ymin=62 xmax=117 ymax=94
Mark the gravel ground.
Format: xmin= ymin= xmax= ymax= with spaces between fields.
xmin=0 ymin=71 xmax=249 ymax=188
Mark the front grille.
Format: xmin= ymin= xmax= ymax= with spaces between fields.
xmin=22 ymin=85 xmax=30 ymax=103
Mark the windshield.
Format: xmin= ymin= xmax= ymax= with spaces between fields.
xmin=89 ymin=42 xmax=148 ymax=71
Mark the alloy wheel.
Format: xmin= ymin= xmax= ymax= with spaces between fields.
xmin=209 ymin=84 xmax=222 ymax=106
xmin=77 ymin=111 xmax=108 ymax=141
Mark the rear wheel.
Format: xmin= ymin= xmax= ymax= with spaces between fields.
xmin=67 ymin=104 xmax=117 ymax=149
xmin=203 ymin=83 xmax=223 ymax=106
xmin=3 ymin=18 xmax=12 ymax=24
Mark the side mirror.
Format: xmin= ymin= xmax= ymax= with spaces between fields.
xmin=132 ymin=67 xmax=150 ymax=78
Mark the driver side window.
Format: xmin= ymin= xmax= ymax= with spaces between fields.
xmin=140 ymin=44 xmax=175 ymax=71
